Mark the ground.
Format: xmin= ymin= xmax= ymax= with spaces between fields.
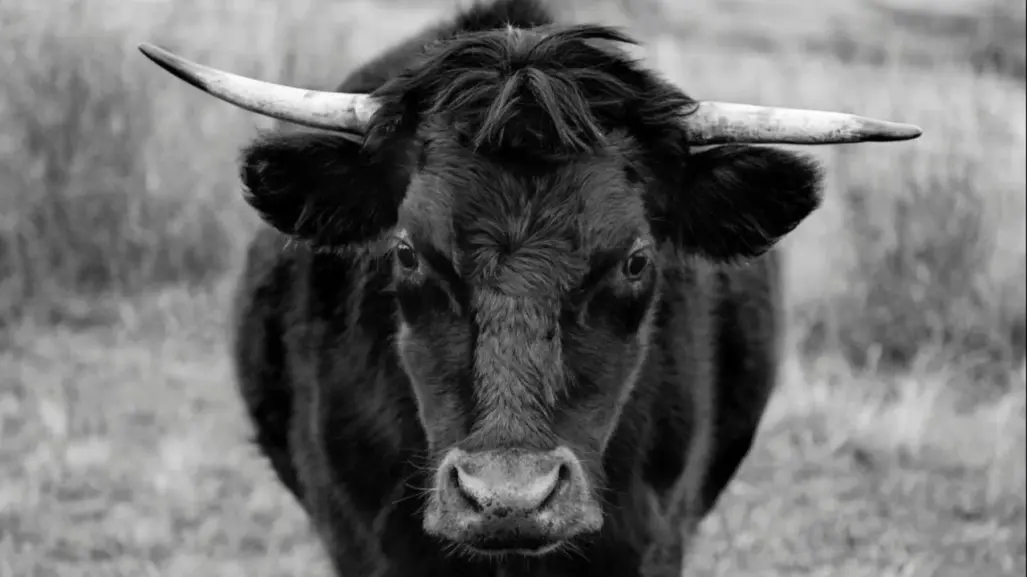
xmin=1 ymin=283 xmax=1023 ymax=577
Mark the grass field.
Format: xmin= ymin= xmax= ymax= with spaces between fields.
xmin=1 ymin=0 xmax=1025 ymax=575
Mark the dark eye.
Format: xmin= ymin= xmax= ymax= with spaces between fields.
xmin=623 ymin=250 xmax=650 ymax=280
xmin=395 ymin=243 xmax=419 ymax=271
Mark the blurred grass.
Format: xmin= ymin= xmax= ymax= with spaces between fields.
xmin=616 ymin=0 xmax=1027 ymax=81
xmin=0 ymin=0 xmax=1024 ymax=385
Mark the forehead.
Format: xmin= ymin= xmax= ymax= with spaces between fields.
xmin=396 ymin=141 xmax=648 ymax=294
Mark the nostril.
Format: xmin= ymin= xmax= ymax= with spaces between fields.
xmin=557 ymin=462 xmax=571 ymax=486
xmin=537 ymin=463 xmax=571 ymax=511
xmin=450 ymin=466 xmax=484 ymax=512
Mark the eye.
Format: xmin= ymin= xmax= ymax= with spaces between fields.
xmin=622 ymin=250 xmax=650 ymax=281
xmin=394 ymin=242 xmax=419 ymax=271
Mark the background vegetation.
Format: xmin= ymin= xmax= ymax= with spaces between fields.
xmin=1 ymin=0 xmax=1023 ymax=575
xmin=2 ymin=0 xmax=1023 ymax=390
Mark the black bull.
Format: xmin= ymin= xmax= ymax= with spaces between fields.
xmin=138 ymin=0 xmax=921 ymax=575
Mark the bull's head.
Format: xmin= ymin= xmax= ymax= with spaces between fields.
xmin=139 ymin=26 xmax=920 ymax=559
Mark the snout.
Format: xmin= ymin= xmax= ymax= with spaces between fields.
xmin=424 ymin=446 xmax=602 ymax=555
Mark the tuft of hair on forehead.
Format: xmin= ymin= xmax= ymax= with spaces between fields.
xmin=370 ymin=24 xmax=697 ymax=161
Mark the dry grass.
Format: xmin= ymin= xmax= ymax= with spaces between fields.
xmin=1 ymin=0 xmax=1024 ymax=575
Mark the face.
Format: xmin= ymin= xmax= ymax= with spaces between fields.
xmin=390 ymin=136 xmax=659 ymax=554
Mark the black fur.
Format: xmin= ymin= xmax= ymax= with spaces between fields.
xmin=230 ymin=1 xmax=823 ymax=576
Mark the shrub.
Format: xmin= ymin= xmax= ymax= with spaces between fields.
xmin=798 ymin=145 xmax=1026 ymax=393
xmin=0 ymin=3 xmax=237 ymax=323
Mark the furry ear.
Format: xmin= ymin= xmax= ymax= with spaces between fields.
xmin=239 ymin=132 xmax=407 ymax=247
xmin=655 ymin=145 xmax=824 ymax=261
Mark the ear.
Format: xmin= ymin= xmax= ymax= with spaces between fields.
xmin=657 ymin=145 xmax=823 ymax=262
xmin=239 ymin=132 xmax=407 ymax=247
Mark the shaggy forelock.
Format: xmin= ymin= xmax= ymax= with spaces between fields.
xmin=370 ymin=24 xmax=697 ymax=160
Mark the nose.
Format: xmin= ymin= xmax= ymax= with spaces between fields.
xmin=450 ymin=450 xmax=567 ymax=513
xmin=429 ymin=446 xmax=602 ymax=553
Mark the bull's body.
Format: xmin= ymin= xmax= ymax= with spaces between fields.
xmin=136 ymin=0 xmax=920 ymax=573
xmin=231 ymin=3 xmax=782 ymax=575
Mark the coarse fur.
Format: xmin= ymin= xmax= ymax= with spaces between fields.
xmin=230 ymin=1 xmax=822 ymax=576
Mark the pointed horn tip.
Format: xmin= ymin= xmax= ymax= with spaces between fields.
xmin=137 ymin=42 xmax=175 ymax=69
xmin=877 ymin=121 xmax=924 ymax=142
xmin=136 ymin=42 xmax=213 ymax=94
xmin=137 ymin=42 xmax=169 ymax=63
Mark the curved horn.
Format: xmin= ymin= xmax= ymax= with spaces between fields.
xmin=137 ymin=43 xmax=380 ymax=133
xmin=681 ymin=101 xmax=923 ymax=145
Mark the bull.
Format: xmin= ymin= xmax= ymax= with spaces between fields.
xmin=139 ymin=0 xmax=921 ymax=575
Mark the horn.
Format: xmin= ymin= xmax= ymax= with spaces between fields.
xmin=137 ymin=43 xmax=380 ymax=133
xmin=681 ymin=101 xmax=923 ymax=145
